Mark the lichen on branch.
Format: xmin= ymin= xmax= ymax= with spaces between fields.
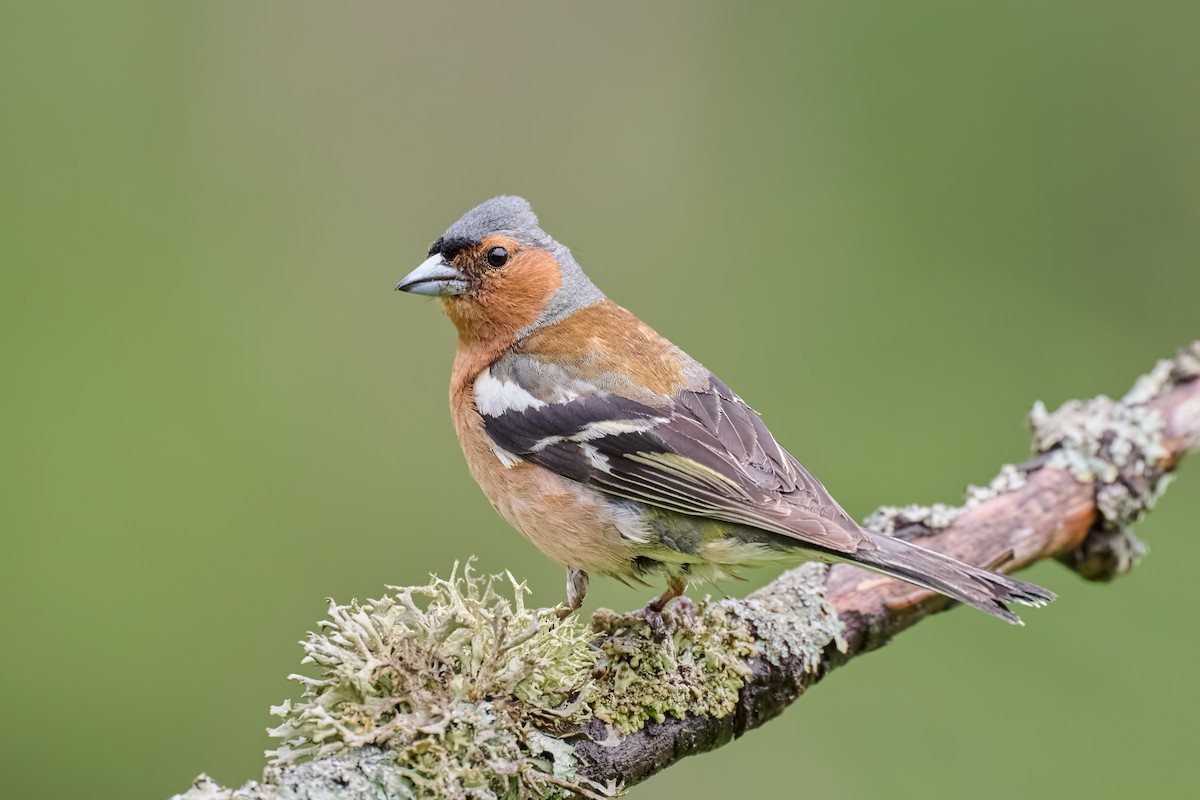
xmin=264 ymin=563 xmax=603 ymax=799
xmin=208 ymin=558 xmax=839 ymax=800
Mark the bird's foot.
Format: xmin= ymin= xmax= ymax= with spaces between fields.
xmin=555 ymin=567 xmax=588 ymax=622
xmin=642 ymin=605 xmax=669 ymax=639
xmin=640 ymin=578 xmax=685 ymax=640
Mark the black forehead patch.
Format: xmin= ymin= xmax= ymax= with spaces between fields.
xmin=428 ymin=236 xmax=476 ymax=259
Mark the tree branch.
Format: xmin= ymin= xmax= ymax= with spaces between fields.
xmin=173 ymin=343 xmax=1200 ymax=800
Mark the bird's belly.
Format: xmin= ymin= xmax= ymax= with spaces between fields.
xmin=483 ymin=462 xmax=645 ymax=574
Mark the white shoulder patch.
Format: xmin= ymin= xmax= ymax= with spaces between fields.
xmin=474 ymin=367 xmax=547 ymax=416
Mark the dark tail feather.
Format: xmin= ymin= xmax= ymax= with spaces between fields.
xmin=849 ymin=533 xmax=1056 ymax=625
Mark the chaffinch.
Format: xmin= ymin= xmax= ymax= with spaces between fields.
xmin=397 ymin=196 xmax=1054 ymax=623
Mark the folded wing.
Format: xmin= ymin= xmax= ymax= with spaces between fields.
xmin=478 ymin=355 xmax=872 ymax=557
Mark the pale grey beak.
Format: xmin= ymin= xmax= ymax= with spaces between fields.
xmin=396 ymin=254 xmax=469 ymax=296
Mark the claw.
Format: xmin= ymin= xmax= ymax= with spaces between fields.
xmin=643 ymin=606 xmax=668 ymax=639
xmin=558 ymin=567 xmax=589 ymax=620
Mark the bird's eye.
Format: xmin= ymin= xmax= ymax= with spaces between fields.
xmin=486 ymin=246 xmax=509 ymax=269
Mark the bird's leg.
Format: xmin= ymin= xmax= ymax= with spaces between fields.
xmin=557 ymin=567 xmax=589 ymax=620
xmin=646 ymin=574 xmax=687 ymax=613
xmin=643 ymin=575 xmax=687 ymax=638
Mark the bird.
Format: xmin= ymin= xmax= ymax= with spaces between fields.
xmin=396 ymin=196 xmax=1055 ymax=624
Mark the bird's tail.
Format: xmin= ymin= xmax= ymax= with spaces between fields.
xmin=847 ymin=532 xmax=1055 ymax=625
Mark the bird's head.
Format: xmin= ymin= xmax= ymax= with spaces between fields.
xmin=397 ymin=196 xmax=604 ymax=345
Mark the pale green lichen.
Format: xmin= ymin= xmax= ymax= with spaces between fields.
xmin=587 ymin=596 xmax=756 ymax=734
xmin=727 ymin=562 xmax=845 ymax=667
xmin=863 ymin=501 xmax=963 ymax=536
xmin=583 ymin=563 xmax=843 ymax=734
xmin=965 ymin=462 xmax=1028 ymax=505
xmin=863 ymin=463 xmax=1028 ymax=537
xmin=1028 ymin=396 xmax=1166 ymax=488
xmin=1026 ymin=345 xmax=1198 ymax=576
xmin=1028 ymin=391 xmax=1168 ymax=571
xmin=175 ymin=747 xmax=414 ymax=800
xmin=265 ymin=562 xmax=608 ymax=799
xmin=238 ymin=558 xmax=844 ymax=796
xmin=1122 ymin=341 xmax=1200 ymax=404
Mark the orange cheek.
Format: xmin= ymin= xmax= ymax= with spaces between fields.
xmin=443 ymin=247 xmax=563 ymax=345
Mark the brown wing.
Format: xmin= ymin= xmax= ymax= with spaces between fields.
xmin=480 ymin=360 xmax=871 ymax=557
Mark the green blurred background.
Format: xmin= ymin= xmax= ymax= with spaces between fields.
xmin=3 ymin=1 xmax=1198 ymax=798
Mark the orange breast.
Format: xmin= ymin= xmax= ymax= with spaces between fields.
xmin=449 ymin=346 xmax=643 ymax=576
